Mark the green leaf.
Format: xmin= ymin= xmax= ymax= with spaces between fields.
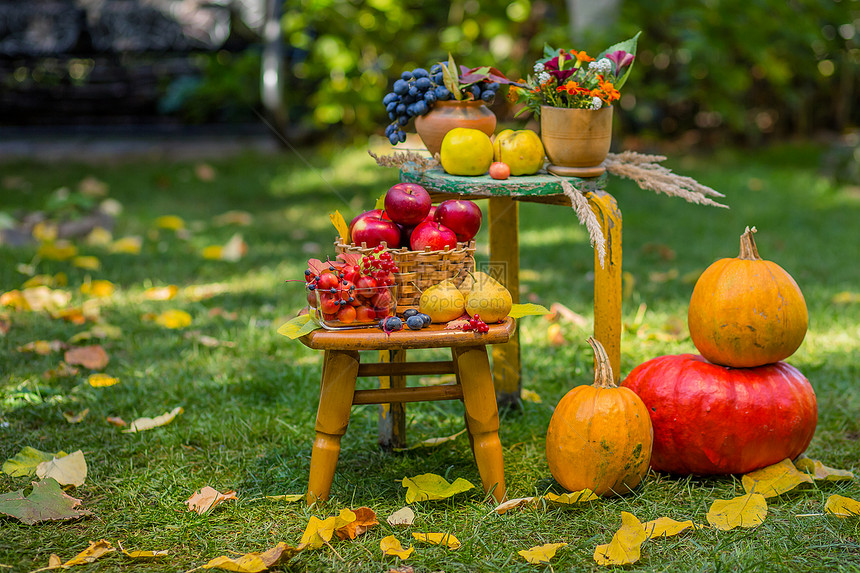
xmin=542 ymin=43 xmax=558 ymax=60
xmin=2 ymin=447 xmax=68 ymax=478
xmin=0 ymin=478 xmax=91 ymax=525
xmin=443 ymin=54 xmax=462 ymax=100
xmin=276 ymin=313 xmax=321 ymax=340
xmin=507 ymin=303 xmax=550 ymax=319
xmin=598 ymin=31 xmax=641 ymax=90
xmin=402 ymin=473 xmax=474 ymax=503
xmin=374 ymin=193 xmax=386 ymax=210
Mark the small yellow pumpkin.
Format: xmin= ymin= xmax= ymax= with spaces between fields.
xmin=545 ymin=337 xmax=653 ymax=496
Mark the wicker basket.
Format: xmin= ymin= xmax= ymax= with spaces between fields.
xmin=335 ymin=238 xmax=476 ymax=309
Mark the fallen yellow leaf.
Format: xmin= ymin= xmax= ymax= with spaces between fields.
xmin=594 ymin=512 xmax=647 ymax=566
xmin=185 ymin=486 xmax=238 ymax=515
xmin=519 ymin=542 xmax=567 ymax=564
xmin=544 ymin=489 xmax=599 ymax=505
xmin=300 ymin=509 xmax=356 ymax=549
xmin=62 ymin=539 xmax=114 ymax=567
xmin=17 ymin=340 xmax=65 ymax=354
xmin=387 ymin=507 xmax=415 ymax=526
xmin=825 ymin=494 xmax=860 ymax=517
xmin=32 ymin=221 xmax=58 ymax=242
xmin=85 ymin=226 xmax=113 ymax=247
xmin=155 ymin=215 xmax=185 ymax=230
xmin=80 ymin=279 xmax=115 ymax=297
xmin=263 ymin=494 xmax=304 ymax=502
xmin=402 ymin=473 xmax=475 ymax=503
xmin=742 ymin=458 xmax=813 ymax=498
xmin=88 ymin=373 xmax=119 ymax=387
xmin=152 ymin=309 xmax=192 ymax=329
xmin=202 ymin=245 xmax=223 ymax=260
xmin=706 ymin=492 xmax=767 ymax=531
xmin=37 ymin=241 xmax=78 ymax=261
xmin=69 ymin=323 xmax=123 ymax=343
xmin=493 ymin=496 xmax=536 ymax=515
xmin=793 ymin=455 xmax=855 ymax=481
xmin=63 ymin=409 xmax=90 ymax=424
xmin=123 ymin=406 xmax=184 ymax=433
xmin=213 ymin=210 xmax=253 ymax=226
xmin=380 ymin=536 xmax=414 ymax=559
xmin=110 ymin=236 xmax=142 ymax=254
xmin=144 ymin=285 xmax=179 ymax=301
xmin=118 ymin=541 xmax=169 ymax=559
xmin=642 ymin=517 xmax=698 ymax=539
xmin=2 ymin=447 xmax=68 ymax=477
xmin=411 ymin=532 xmax=460 ymax=550
xmin=199 ymin=542 xmax=300 ymax=572
xmin=36 ymin=450 xmax=87 ymax=487
xmin=521 ymin=389 xmax=542 ymax=403
xmin=336 ymin=507 xmax=378 ymax=540
xmin=72 ymin=256 xmax=101 ymax=270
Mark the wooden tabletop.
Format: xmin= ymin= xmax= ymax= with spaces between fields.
xmin=300 ymin=317 xmax=516 ymax=351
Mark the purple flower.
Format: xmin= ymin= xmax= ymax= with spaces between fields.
xmin=543 ymin=53 xmax=576 ymax=82
xmin=606 ymin=50 xmax=635 ymax=71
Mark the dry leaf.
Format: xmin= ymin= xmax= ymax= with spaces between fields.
xmin=88 ymin=373 xmax=119 ymax=387
xmin=392 ymin=429 xmax=466 ymax=452
xmin=2 ymin=447 xmax=68 ymax=477
xmin=544 ymin=489 xmax=599 ymax=505
xmin=22 ymin=273 xmax=67 ymax=289
xmin=547 ymin=323 xmax=565 ymax=346
xmin=152 ymin=309 xmax=192 ymax=329
xmin=185 ymin=486 xmax=238 ymax=515
xmin=521 ymin=389 xmax=542 ymax=403
xmin=123 ymin=406 xmax=184 ymax=433
xmin=507 ymin=302 xmax=550 ymax=318
xmin=402 ymin=473 xmax=475 ymax=503
xmin=742 ymin=458 xmax=813 ymax=498
xmin=221 ymin=233 xmax=247 ymax=262
xmin=793 ymin=455 xmax=855 ymax=481
xmin=300 ymin=509 xmax=356 ymax=549
xmin=518 ymin=542 xmax=567 ymax=564
xmin=68 ymin=323 xmax=123 ymax=343
xmin=144 ymin=285 xmax=179 ymax=300
xmin=706 ymin=492 xmax=767 ymax=530
xmin=110 ymin=236 xmax=142 ymax=254
xmin=213 ymin=210 xmax=253 ymax=226
xmin=594 ymin=512 xmax=647 ymax=566
xmin=62 ymin=539 xmax=114 ymax=566
xmin=38 ymin=241 xmax=78 ymax=261
xmin=412 ymin=532 xmax=460 ymax=550
xmin=199 ymin=542 xmax=300 ymax=572
xmin=155 ymin=215 xmax=185 ymax=230
xmin=42 ymin=362 xmax=79 ymax=380
xmin=642 ymin=517 xmax=698 ymax=539
xmin=0 ymin=478 xmax=91 ymax=525
xmin=36 ymin=450 xmax=87 ymax=487
xmin=336 ymin=507 xmax=378 ymax=540
xmin=329 ymin=210 xmax=349 ymax=243
xmin=64 ymin=345 xmax=109 ymax=370
xmin=80 ymin=279 xmax=114 ymax=297
xmin=380 ymin=536 xmax=414 ymax=559
xmin=85 ymin=226 xmax=113 ymax=246
xmin=263 ymin=494 xmax=304 ymax=502
xmin=824 ymin=494 xmax=860 ymax=517
xmin=17 ymin=340 xmax=65 ymax=354
xmin=118 ymin=541 xmax=169 ymax=559
xmin=387 ymin=507 xmax=415 ymax=526
xmin=63 ymin=409 xmax=90 ymax=424
xmin=493 ymin=497 xmax=536 ymax=515
xmin=185 ymin=331 xmax=236 ymax=348
xmin=106 ymin=416 xmax=127 ymax=427
xmin=72 ymin=256 xmax=101 ymax=271
xmin=4 ymin=287 xmax=71 ymax=312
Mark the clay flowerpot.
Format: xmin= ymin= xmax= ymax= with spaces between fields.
xmin=415 ymin=100 xmax=496 ymax=157
xmin=540 ymin=105 xmax=613 ymax=177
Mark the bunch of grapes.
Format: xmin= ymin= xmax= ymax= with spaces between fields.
xmin=383 ymin=63 xmax=501 ymax=145
xmin=462 ymin=314 xmax=489 ymax=333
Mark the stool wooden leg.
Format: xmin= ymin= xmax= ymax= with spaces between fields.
xmin=307 ymin=349 xmax=359 ymax=505
xmin=452 ymin=346 xmax=506 ymax=503
xmin=378 ymin=349 xmax=407 ymax=450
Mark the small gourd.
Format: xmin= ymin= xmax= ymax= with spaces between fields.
xmin=545 ymin=337 xmax=653 ymax=496
xmin=688 ymin=226 xmax=808 ymax=368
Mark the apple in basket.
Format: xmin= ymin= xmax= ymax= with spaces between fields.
xmin=434 ymin=199 xmax=482 ymax=243
xmin=410 ymin=221 xmax=458 ymax=251
xmin=350 ymin=209 xmax=401 ymax=248
xmin=384 ymin=183 xmax=431 ymax=225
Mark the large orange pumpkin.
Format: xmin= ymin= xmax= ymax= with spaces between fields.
xmin=688 ymin=226 xmax=808 ymax=368
xmin=545 ymin=337 xmax=653 ymax=496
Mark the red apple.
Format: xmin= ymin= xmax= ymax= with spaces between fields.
xmin=349 ymin=209 xmax=382 ymax=236
xmin=355 ymin=305 xmax=376 ymax=322
xmin=423 ymin=205 xmax=436 ymax=222
xmin=384 ymin=183 xmax=431 ymax=225
xmin=410 ymin=221 xmax=458 ymax=251
xmin=433 ymin=199 xmax=482 ymax=243
xmin=350 ymin=209 xmax=401 ymax=248
xmin=489 ymin=162 xmax=511 ymax=180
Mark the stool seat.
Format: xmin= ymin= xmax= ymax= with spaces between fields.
xmin=299 ymin=318 xmax=514 ymax=505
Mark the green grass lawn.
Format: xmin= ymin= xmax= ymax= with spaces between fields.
xmin=1 ymin=141 xmax=858 ymax=572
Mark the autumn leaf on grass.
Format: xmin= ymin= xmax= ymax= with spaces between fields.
xmin=110 ymin=236 xmax=142 ymax=254
xmin=17 ymin=339 xmax=65 ymax=354
xmin=521 ymin=389 xmax=542 ymax=403
xmin=144 ymin=284 xmax=179 ymax=301
xmin=519 ymin=542 xmax=567 ymax=564
xmin=64 ymin=345 xmax=109 ymax=370
xmin=149 ymin=309 xmax=192 ymax=329
xmin=387 ymin=507 xmax=415 ymax=526
xmin=594 ymin=512 xmax=648 ymax=566
xmin=80 ymin=279 xmax=115 ymax=297
xmin=706 ymin=491 xmax=767 ymax=530
xmin=118 ymin=541 xmax=169 ymax=559
xmin=380 ymin=536 xmax=414 ymax=559
xmin=85 ymin=226 xmax=113 ymax=246
xmin=2 ymin=286 xmax=71 ymax=312
xmin=0 ymin=478 xmax=91 ymax=525
xmin=106 ymin=416 xmax=127 ymax=427
xmin=825 ymin=494 xmax=860 ymax=517
xmin=545 ymin=489 xmax=599 ymax=505
xmin=72 ymin=256 xmax=101 ymax=271
xmin=742 ymin=458 xmax=813 ymax=498
xmin=392 ymin=429 xmax=466 ymax=452
xmin=69 ymin=323 xmax=123 ymax=343
xmin=43 ymin=362 xmax=80 ymax=380
xmin=36 ymin=450 xmax=87 ymax=487
xmin=63 ymin=409 xmax=90 ymax=424
xmin=2 ymin=447 xmax=68 ymax=477
xmin=38 ymin=241 xmax=78 ymax=261
xmin=262 ymin=494 xmax=304 ymax=502
xmin=202 ymin=233 xmax=247 ymax=262
xmin=32 ymin=539 xmax=114 ymax=571
xmin=642 ymin=517 xmax=699 ymax=539
xmin=213 ymin=210 xmax=253 ymax=227
xmin=493 ymin=497 xmax=536 ymax=515
xmin=123 ymin=406 xmax=184 ymax=433
xmin=300 ymin=509 xmax=357 ymax=549
xmin=793 ymin=455 xmax=855 ymax=481
xmin=402 ymin=473 xmax=475 ymax=503
xmin=412 ymin=532 xmax=461 ymax=550
xmin=185 ymin=486 xmax=238 ymax=515
xmin=155 ymin=215 xmax=185 ymax=230
xmin=89 ymin=373 xmax=119 ymax=387
xmin=196 ymin=542 xmax=301 ymax=573
xmin=335 ymin=507 xmax=378 ymax=540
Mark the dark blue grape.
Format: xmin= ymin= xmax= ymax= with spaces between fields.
xmin=386 ymin=101 xmax=398 ymax=113
xmin=403 ymin=308 xmax=420 ymax=318
xmin=393 ymin=79 xmax=409 ymax=95
xmin=415 ymin=77 xmax=432 ymax=91
xmin=397 ymin=115 xmax=409 ymax=126
xmin=388 ymin=132 xmax=399 ymax=145
xmin=481 ymin=90 xmax=495 ymax=103
xmin=401 ymin=94 xmax=415 ymax=104
xmin=433 ymin=72 xmax=444 ymax=84
xmin=401 ymin=71 xmax=413 ymax=81
xmin=434 ymin=86 xmax=451 ymax=100
xmin=408 ymin=85 xmax=420 ymax=98
xmin=412 ymin=67 xmax=429 ymax=78
xmin=395 ymin=103 xmax=406 ymax=115
xmin=379 ymin=316 xmax=403 ymax=331
xmin=406 ymin=315 xmax=424 ymax=330
xmin=469 ymin=84 xmax=482 ymax=98
xmin=383 ymin=92 xmax=398 ymax=105
xmin=424 ymin=91 xmax=437 ymax=104
xmin=406 ymin=103 xmax=416 ymax=116
xmin=385 ymin=124 xmax=396 ymax=136
xmin=418 ymin=313 xmax=432 ymax=327
xmin=430 ymin=64 xmax=442 ymax=74
xmin=398 ymin=130 xmax=407 ymax=142
xmin=388 ymin=111 xmax=397 ymax=120
xmin=413 ymin=101 xmax=428 ymax=115
xmin=486 ymin=82 xmax=500 ymax=91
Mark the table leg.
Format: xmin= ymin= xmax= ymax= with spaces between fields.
xmin=306 ymin=349 xmax=359 ymax=504
xmin=487 ymin=196 xmax=521 ymax=408
xmin=452 ymin=345 xmax=506 ymax=504
xmin=377 ymin=349 xmax=407 ymax=450
xmin=587 ymin=190 xmax=622 ymax=384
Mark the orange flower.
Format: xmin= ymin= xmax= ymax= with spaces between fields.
xmin=595 ymin=79 xmax=621 ymax=103
xmin=572 ymin=50 xmax=594 ymax=63
xmin=557 ymin=81 xmax=588 ymax=95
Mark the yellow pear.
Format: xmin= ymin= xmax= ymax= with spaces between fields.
xmin=419 ymin=279 xmax=465 ymax=323
xmin=464 ymin=272 xmax=512 ymax=323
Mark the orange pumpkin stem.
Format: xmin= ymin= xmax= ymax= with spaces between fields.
xmin=738 ymin=226 xmax=761 ymax=261
xmin=587 ymin=336 xmax=616 ymax=389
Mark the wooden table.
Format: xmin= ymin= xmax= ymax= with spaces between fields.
xmin=400 ymin=167 xmax=622 ymax=407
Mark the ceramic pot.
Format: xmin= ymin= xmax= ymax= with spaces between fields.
xmin=415 ymin=100 xmax=496 ymax=157
xmin=540 ymin=105 xmax=613 ymax=177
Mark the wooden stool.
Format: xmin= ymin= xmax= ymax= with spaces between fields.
xmin=299 ymin=318 xmax=515 ymax=505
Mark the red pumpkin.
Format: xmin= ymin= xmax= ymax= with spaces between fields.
xmin=621 ymin=354 xmax=817 ymax=475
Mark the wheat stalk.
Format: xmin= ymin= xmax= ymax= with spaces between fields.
xmin=367 ymin=149 xmax=439 ymax=171
xmin=560 ymin=179 xmax=606 ymax=268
